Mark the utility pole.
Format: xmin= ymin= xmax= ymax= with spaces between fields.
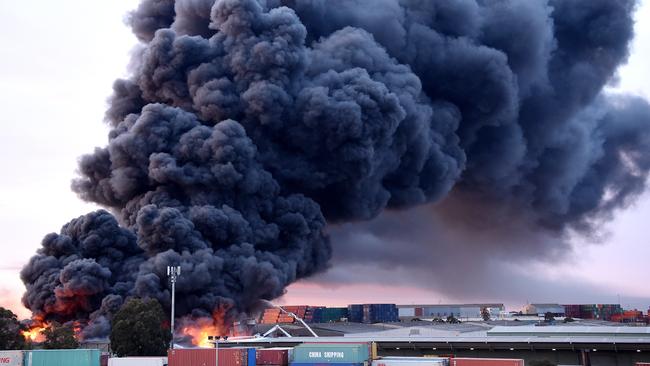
xmin=168 ymin=265 xmax=181 ymax=349
xmin=209 ymin=335 xmax=228 ymax=366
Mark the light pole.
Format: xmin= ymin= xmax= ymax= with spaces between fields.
xmin=167 ymin=265 xmax=181 ymax=349
xmin=208 ymin=335 xmax=228 ymax=366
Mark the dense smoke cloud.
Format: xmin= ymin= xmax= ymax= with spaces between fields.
xmin=21 ymin=0 xmax=650 ymax=339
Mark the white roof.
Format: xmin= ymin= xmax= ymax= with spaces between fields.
xmin=488 ymin=326 xmax=650 ymax=336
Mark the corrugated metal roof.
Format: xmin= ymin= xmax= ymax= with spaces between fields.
xmin=488 ymin=325 xmax=650 ymax=337
xmin=229 ymin=334 xmax=650 ymax=345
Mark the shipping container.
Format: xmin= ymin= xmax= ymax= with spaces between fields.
xmin=348 ymin=305 xmax=364 ymax=323
xmin=256 ymin=348 xmax=292 ymax=365
xmin=292 ymin=343 xmax=371 ymax=364
xmin=373 ymin=357 xmax=448 ymax=366
xmin=108 ymin=357 xmax=168 ymax=366
xmin=449 ymin=358 xmax=523 ymax=366
xmin=0 ymin=350 xmax=23 ymax=366
xmin=321 ymin=308 xmax=349 ymax=323
xmin=291 ymin=363 xmax=364 ymax=366
xmin=168 ymin=348 xmax=248 ymax=366
xmin=247 ymin=348 xmax=256 ymax=366
xmin=25 ymin=349 xmax=101 ymax=366
xmin=362 ymin=304 xmax=398 ymax=323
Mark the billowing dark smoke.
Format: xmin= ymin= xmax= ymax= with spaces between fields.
xmin=21 ymin=0 xmax=650 ymax=338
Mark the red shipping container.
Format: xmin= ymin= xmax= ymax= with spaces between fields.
xmin=414 ymin=308 xmax=423 ymax=317
xmin=256 ymin=348 xmax=290 ymax=365
xmin=636 ymin=363 xmax=650 ymax=366
xmin=450 ymin=358 xmax=524 ymax=366
xmin=168 ymin=348 xmax=246 ymax=366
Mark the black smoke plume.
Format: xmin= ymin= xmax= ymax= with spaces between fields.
xmin=21 ymin=0 xmax=650 ymax=338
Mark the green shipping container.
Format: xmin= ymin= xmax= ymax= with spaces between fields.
xmin=25 ymin=349 xmax=101 ymax=366
xmin=292 ymin=344 xmax=370 ymax=364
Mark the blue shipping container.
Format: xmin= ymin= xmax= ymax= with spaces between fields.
xmin=247 ymin=348 xmax=256 ymax=366
xmin=348 ymin=305 xmax=364 ymax=323
xmin=25 ymin=349 xmax=101 ymax=366
xmin=348 ymin=304 xmax=397 ymax=323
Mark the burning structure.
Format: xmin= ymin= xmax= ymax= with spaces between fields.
xmin=19 ymin=0 xmax=650 ymax=344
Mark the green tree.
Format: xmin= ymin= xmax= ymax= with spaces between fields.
xmin=42 ymin=322 xmax=79 ymax=349
xmin=0 ymin=307 xmax=26 ymax=350
xmin=110 ymin=298 xmax=171 ymax=357
xmin=481 ymin=307 xmax=491 ymax=321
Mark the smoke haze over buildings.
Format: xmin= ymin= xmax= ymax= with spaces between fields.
xmin=19 ymin=0 xmax=650 ymax=338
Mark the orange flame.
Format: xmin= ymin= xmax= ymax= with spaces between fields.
xmin=179 ymin=306 xmax=230 ymax=347
xmin=181 ymin=322 xmax=224 ymax=347
xmin=22 ymin=324 xmax=48 ymax=343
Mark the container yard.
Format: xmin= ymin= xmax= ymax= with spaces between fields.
xmin=4 ymin=337 xmax=650 ymax=366
xmin=6 ymin=304 xmax=650 ymax=366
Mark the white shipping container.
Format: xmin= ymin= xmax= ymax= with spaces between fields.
xmin=0 ymin=350 xmax=24 ymax=366
xmin=398 ymin=307 xmax=416 ymax=317
xmin=108 ymin=357 xmax=168 ymax=366
xmin=373 ymin=357 xmax=448 ymax=366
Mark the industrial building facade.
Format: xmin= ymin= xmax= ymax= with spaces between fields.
xmin=397 ymin=304 xmax=505 ymax=320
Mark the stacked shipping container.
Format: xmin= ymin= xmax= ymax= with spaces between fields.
xmin=320 ymin=308 xmax=349 ymax=323
xmin=23 ymin=349 xmax=101 ymax=366
xmin=261 ymin=304 xmax=399 ymax=324
xmin=562 ymin=304 xmax=623 ymax=320
xmin=348 ymin=305 xmax=364 ymax=323
xmin=347 ymin=304 xmax=398 ymax=323
xmin=168 ymin=348 xmax=255 ymax=366
xmin=279 ymin=306 xmax=308 ymax=323
xmin=362 ymin=304 xmax=399 ymax=323
xmin=261 ymin=308 xmax=281 ymax=324
xmin=611 ymin=310 xmax=648 ymax=323
xmin=305 ymin=307 xmax=325 ymax=323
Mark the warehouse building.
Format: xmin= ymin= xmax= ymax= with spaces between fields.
xmin=229 ymin=322 xmax=650 ymax=365
xmin=522 ymin=303 xmax=566 ymax=317
xmin=398 ymin=304 xmax=505 ymax=320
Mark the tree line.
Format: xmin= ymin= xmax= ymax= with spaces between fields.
xmin=0 ymin=298 xmax=170 ymax=356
